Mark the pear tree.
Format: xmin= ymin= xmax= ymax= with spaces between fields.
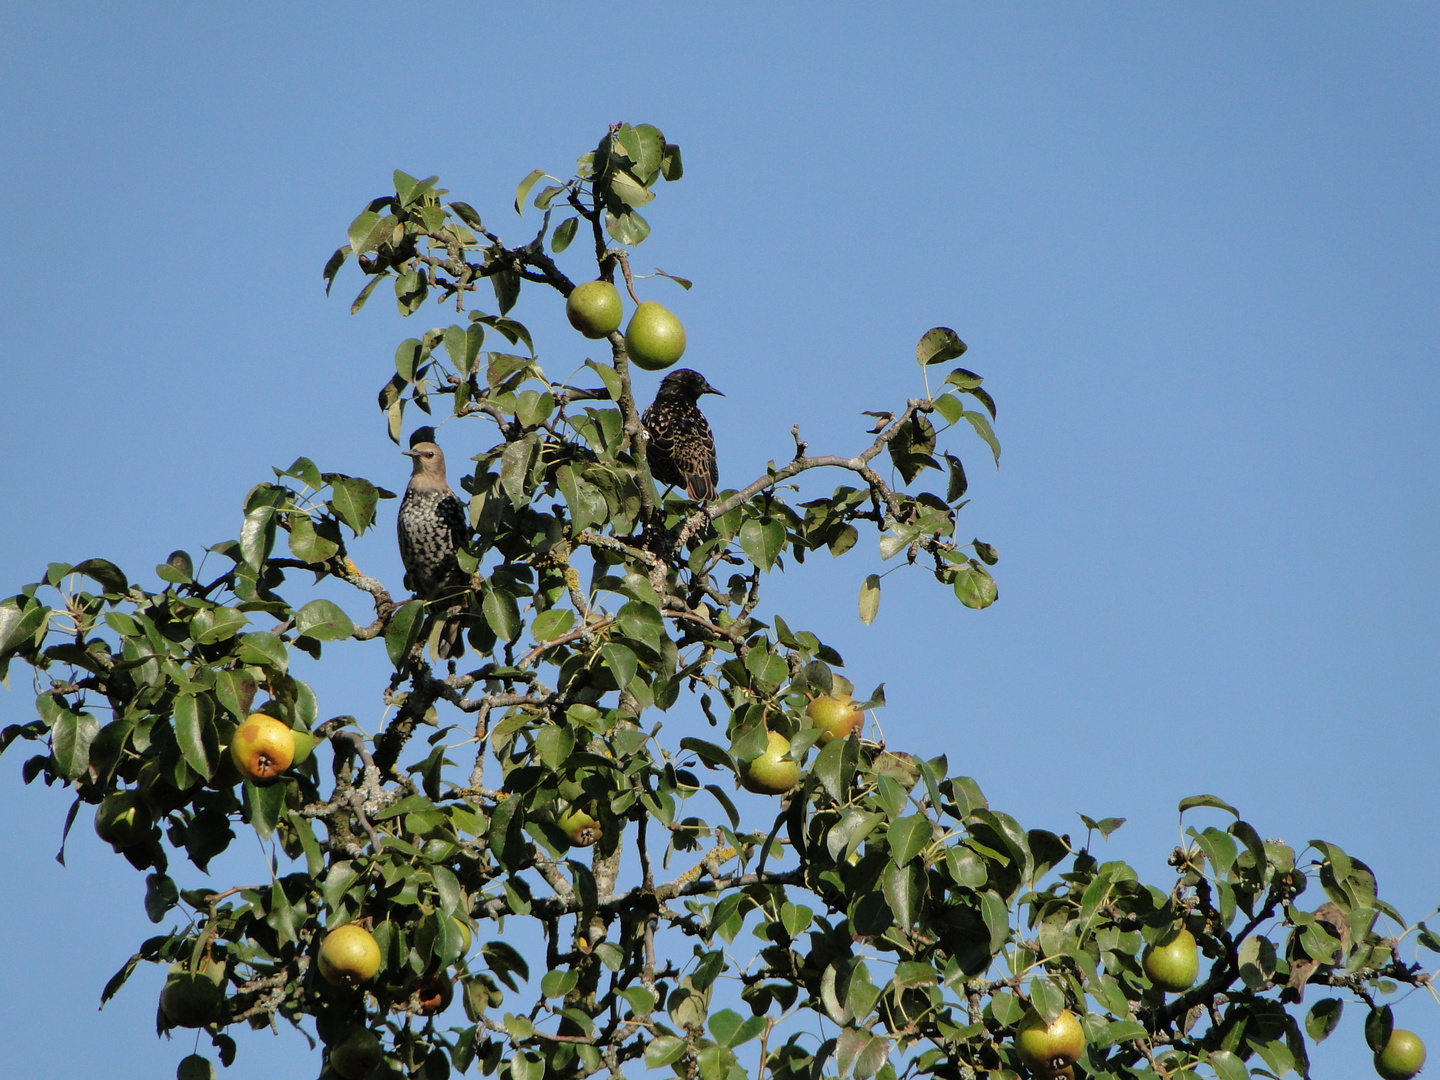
xmin=1 ymin=122 xmax=1433 ymax=1080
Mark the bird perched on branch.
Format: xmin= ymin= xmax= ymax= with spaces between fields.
xmin=1280 ymin=900 xmax=1352 ymax=1004
xmin=641 ymin=368 xmax=723 ymax=501
xmin=397 ymin=441 xmax=470 ymax=658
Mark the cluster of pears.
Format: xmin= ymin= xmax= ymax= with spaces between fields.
xmin=316 ymin=917 xmax=476 ymax=1078
xmin=738 ymin=692 xmax=870 ymax=796
xmin=1002 ymin=924 xmax=1200 ymax=1076
xmin=564 ymin=280 xmax=687 ymax=371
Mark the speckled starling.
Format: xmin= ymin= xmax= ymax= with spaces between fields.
xmin=641 ymin=368 xmax=723 ymax=501
xmin=398 ymin=441 xmax=470 ymax=658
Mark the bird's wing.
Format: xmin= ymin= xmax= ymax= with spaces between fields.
xmin=642 ymin=403 xmax=682 ymax=488
xmin=675 ymin=412 xmax=718 ymax=501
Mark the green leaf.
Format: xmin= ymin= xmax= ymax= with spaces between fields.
xmin=858 ymin=574 xmax=881 ymax=625
xmin=600 ymin=643 xmax=637 ymax=691
xmin=881 ymin=861 xmax=919 ymax=929
xmin=480 ymin=940 xmax=530 ymax=991
xmin=322 ymin=246 xmax=349 ymax=295
xmin=952 ymin=562 xmax=998 ymax=610
xmin=482 ymin=587 xmax=522 ymax=643
xmin=660 ymin=142 xmax=683 ymax=180
xmin=492 ymin=268 xmax=521 ymax=315
xmin=933 ymin=392 xmax=964 ymax=426
xmin=236 ymin=632 xmax=288 ymax=672
xmin=511 ymin=1050 xmax=542 ymax=1080
xmin=583 ymin=359 xmax=624 ymax=401
xmin=710 ymin=1009 xmax=766 ymax=1048
xmin=385 ymin=600 xmax=425 ymax=666
xmin=1305 ymin=998 xmax=1342 ymax=1043
xmin=551 ymin=216 xmax=578 ymax=253
xmin=1178 ymin=794 xmax=1239 ymax=817
xmin=1365 ymin=1005 xmax=1394 ymax=1053
xmin=330 ymin=477 xmax=379 ymax=535
xmin=214 ymin=670 xmax=257 ymax=719
xmin=541 ymin=968 xmax=579 ymax=999
xmin=961 ymin=410 xmax=1001 ymax=466
xmin=350 ymin=273 xmax=385 ymax=315
xmin=916 ymin=327 xmax=967 ymax=366
xmin=347 ymin=209 xmax=381 ymax=254
xmin=514 ymin=168 xmax=545 ymax=215
xmin=51 ymin=711 xmax=99 ymax=781
xmin=826 ymin=810 xmax=884 ymax=862
xmin=1207 ymin=1050 xmax=1249 ymax=1080
xmin=886 ymin=815 xmax=931 ymax=866
xmin=144 ymin=873 xmax=179 ymax=923
xmin=780 ymin=903 xmax=814 ymax=939
xmin=0 ymin=597 xmax=48 ymax=656
xmin=980 ymin=890 xmax=1010 ymax=953
xmin=395 ymin=337 xmax=423 ymax=382
xmin=190 ymin=606 xmax=249 ymax=645
xmin=616 ymin=600 xmax=664 ymax=653
xmin=1029 ymin=977 xmax=1065 ymax=1025
xmin=738 ymin=518 xmax=786 ymax=571
xmin=744 ymin=648 xmax=788 ymax=695
xmin=287 ymin=515 xmax=341 ymax=563
xmin=532 ymin=609 xmax=576 ymax=641
xmin=295 ymin=599 xmax=355 ymax=642
xmin=244 ymin=779 xmax=286 ymax=840
xmin=500 ymin=436 xmax=534 ymax=509
xmin=892 ymin=961 xmax=939 ymax=988
xmin=652 ymin=267 xmax=693 ymax=289
xmin=813 ymin=734 xmax=857 ymax=802
xmin=944 ymin=454 xmax=969 ymax=502
xmin=515 ymin=389 xmax=555 ymax=428
xmin=680 ymin=738 xmax=735 ymax=771
xmin=645 ymin=1036 xmax=689 ymax=1069
xmin=239 ymin=506 xmax=276 ymax=570
xmin=173 ymin=693 xmax=217 ymax=779
xmin=1236 ymin=935 xmax=1276 ymax=989
xmin=944 ymin=367 xmax=984 ymax=390
xmin=888 ymin=414 xmax=938 ymax=485
xmin=71 ymin=558 xmax=128 ymax=594
xmin=605 ymin=208 xmax=651 ymax=246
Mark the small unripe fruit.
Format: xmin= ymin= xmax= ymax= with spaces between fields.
xmin=230 ymin=713 xmax=295 ymax=782
xmin=1143 ymin=926 xmax=1200 ymax=993
xmin=289 ymin=726 xmax=316 ymax=767
xmin=160 ymin=962 xmax=225 ymax=1028
xmin=94 ymin=790 xmax=151 ymax=848
xmin=566 ymin=280 xmax=623 ymax=339
xmin=454 ymin=916 xmax=473 ymax=956
xmin=330 ymin=1027 xmax=384 ymax=1080
xmin=1375 ymin=1030 xmax=1427 ymax=1080
xmin=318 ymin=924 xmax=382 ymax=987
xmin=806 ymin=693 xmax=865 ymax=744
xmin=624 ymin=301 xmax=686 ymax=371
xmin=558 ymin=807 xmax=601 ymax=847
xmin=1015 ymin=1009 xmax=1085 ymax=1073
xmin=742 ymin=731 xmax=801 ymax=795
xmin=176 ymin=1053 xmax=216 ymax=1080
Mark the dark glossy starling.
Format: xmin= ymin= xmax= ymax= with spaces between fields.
xmin=641 ymin=368 xmax=723 ymax=501
xmin=398 ymin=441 xmax=470 ymax=658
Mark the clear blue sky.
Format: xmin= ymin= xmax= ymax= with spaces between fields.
xmin=1 ymin=4 xmax=1436 ymax=1077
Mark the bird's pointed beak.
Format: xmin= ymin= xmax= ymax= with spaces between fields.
xmin=402 ymin=448 xmax=420 ymax=458
xmin=704 ymin=382 xmax=725 ymax=397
